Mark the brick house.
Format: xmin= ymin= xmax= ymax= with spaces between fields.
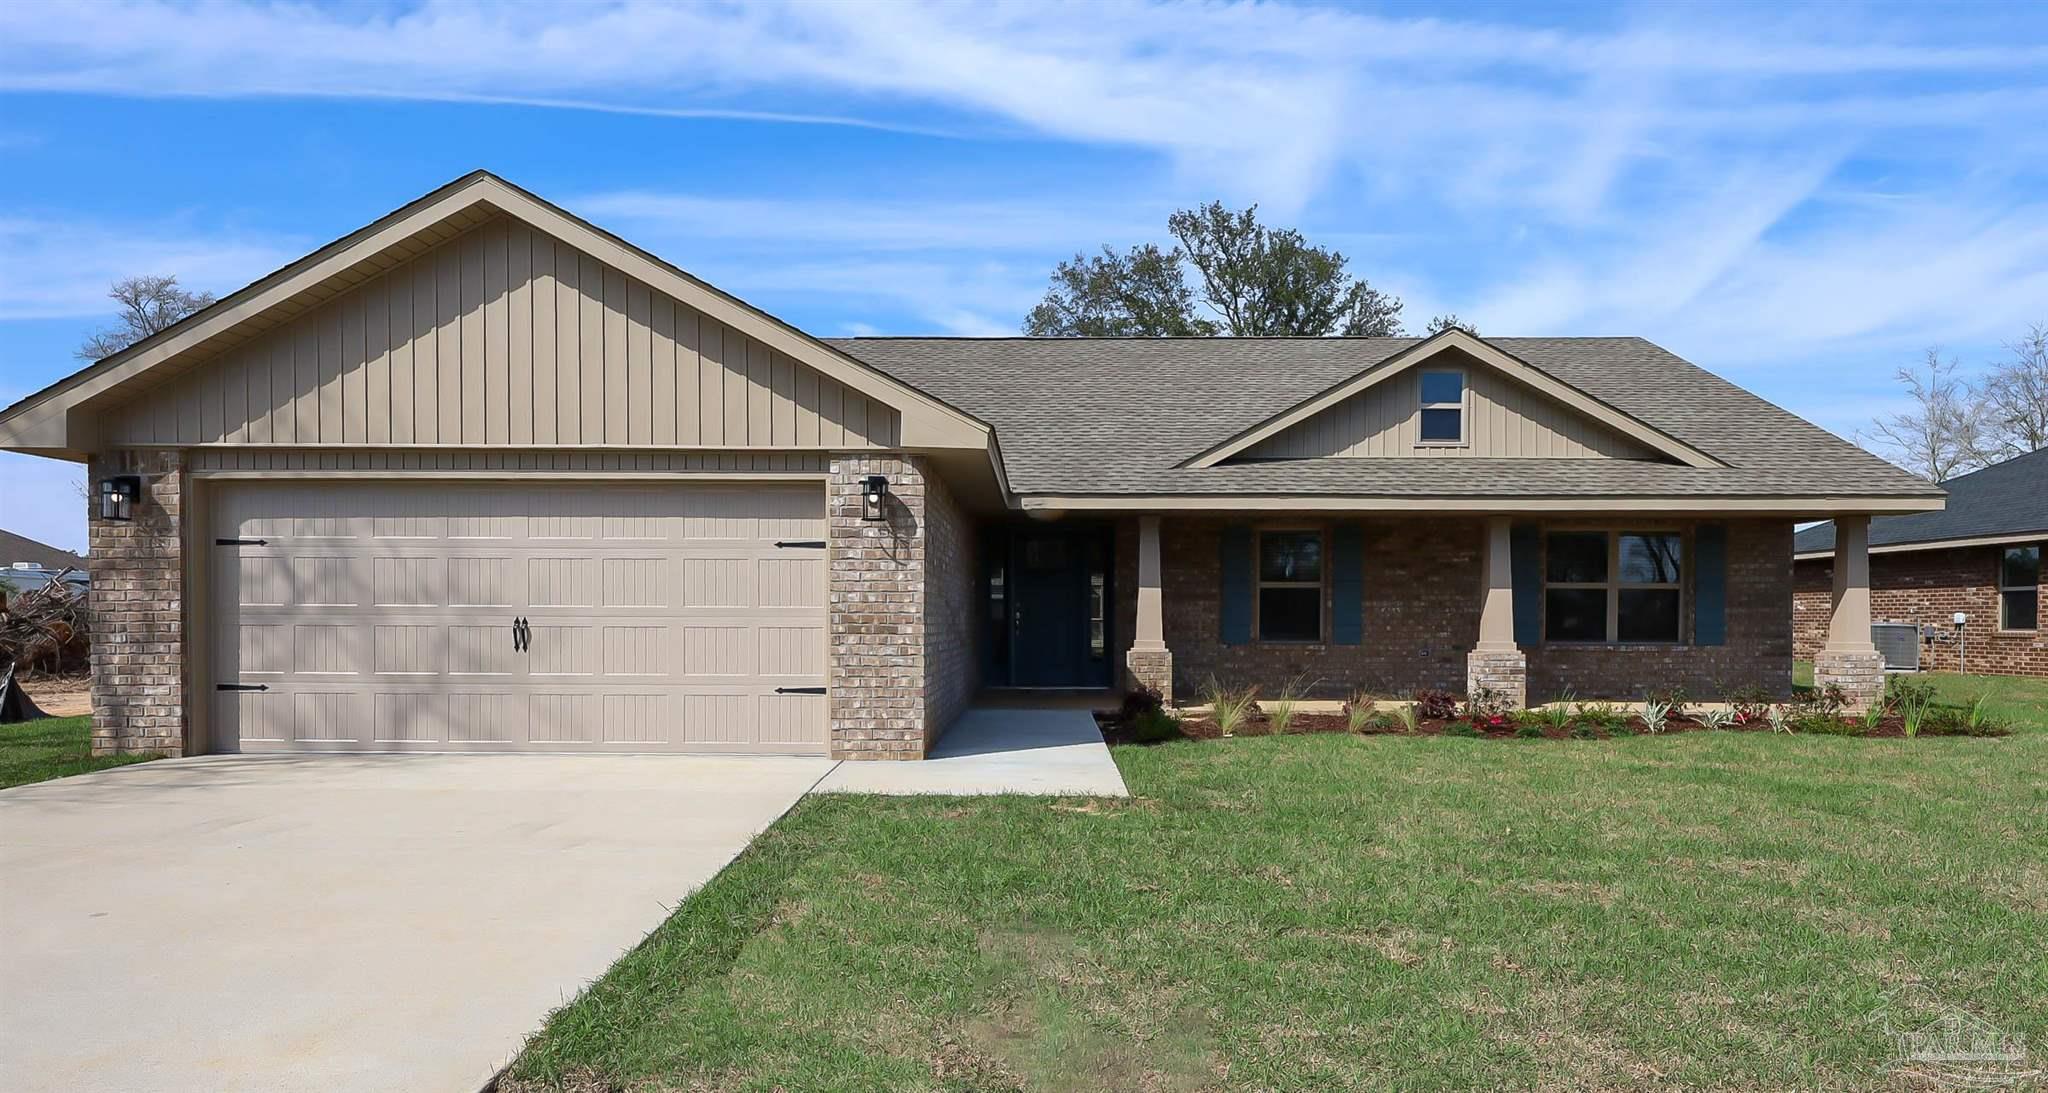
xmin=1794 ymin=448 xmax=2046 ymax=677
xmin=0 ymin=173 xmax=1944 ymax=761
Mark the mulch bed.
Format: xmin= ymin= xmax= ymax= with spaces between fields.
xmin=1097 ymin=709 xmax=1974 ymax=745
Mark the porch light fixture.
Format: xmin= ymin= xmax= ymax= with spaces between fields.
xmin=97 ymin=475 xmax=141 ymax=522
xmin=862 ymin=475 xmax=890 ymax=522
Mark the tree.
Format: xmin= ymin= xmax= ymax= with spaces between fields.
xmin=1862 ymin=349 xmax=1992 ymax=482
xmin=1024 ymin=201 xmax=1403 ymax=337
xmin=1425 ymin=314 xmax=1476 ymax=335
xmin=1979 ymin=323 xmax=2048 ymax=458
xmin=75 ymin=275 xmax=215 ymax=360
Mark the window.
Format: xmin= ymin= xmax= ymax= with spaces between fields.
xmin=1257 ymin=530 xmax=1323 ymax=642
xmin=1543 ymin=530 xmax=1684 ymax=643
xmin=2001 ymin=545 xmax=2040 ymax=631
xmin=1418 ymin=370 xmax=1464 ymax=443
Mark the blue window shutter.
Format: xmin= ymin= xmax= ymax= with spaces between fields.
xmin=1695 ymin=524 xmax=1727 ymax=646
xmin=1510 ymin=524 xmax=1541 ymax=646
xmin=1331 ymin=523 xmax=1364 ymax=645
xmin=1220 ymin=526 xmax=1253 ymax=645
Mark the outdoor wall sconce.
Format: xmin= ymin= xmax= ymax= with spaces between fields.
xmin=97 ymin=475 xmax=141 ymax=522
xmin=862 ymin=474 xmax=890 ymax=521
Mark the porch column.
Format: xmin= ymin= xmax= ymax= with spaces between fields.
xmin=1466 ymin=516 xmax=1527 ymax=708
xmin=1125 ymin=515 xmax=1174 ymax=703
xmin=1815 ymin=514 xmax=1884 ymax=711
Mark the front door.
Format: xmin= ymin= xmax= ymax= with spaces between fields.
xmin=1008 ymin=526 xmax=1109 ymax=687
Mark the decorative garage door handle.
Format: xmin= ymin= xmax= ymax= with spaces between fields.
xmin=512 ymin=617 xmax=530 ymax=652
xmin=773 ymin=539 xmax=827 ymax=548
xmin=774 ymin=686 xmax=827 ymax=695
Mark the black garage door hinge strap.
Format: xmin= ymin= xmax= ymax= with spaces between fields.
xmin=773 ymin=540 xmax=827 ymax=549
xmin=774 ymin=686 xmax=827 ymax=695
xmin=215 ymin=683 xmax=270 ymax=692
xmin=214 ymin=538 xmax=268 ymax=546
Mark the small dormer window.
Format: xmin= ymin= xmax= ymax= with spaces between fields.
xmin=1418 ymin=370 xmax=1465 ymax=444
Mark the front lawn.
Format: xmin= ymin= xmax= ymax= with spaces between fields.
xmin=1794 ymin=664 xmax=2048 ymax=731
xmin=0 ymin=715 xmax=153 ymax=789
xmin=507 ymin=728 xmax=2048 ymax=1090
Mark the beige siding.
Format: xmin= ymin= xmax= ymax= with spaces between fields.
xmin=1245 ymin=366 xmax=1652 ymax=460
xmin=108 ymin=217 xmax=899 ymax=449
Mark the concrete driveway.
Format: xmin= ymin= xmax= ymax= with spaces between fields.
xmin=0 ymin=752 xmax=835 ymax=1093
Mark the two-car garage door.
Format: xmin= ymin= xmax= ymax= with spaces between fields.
xmin=210 ymin=481 xmax=829 ymax=754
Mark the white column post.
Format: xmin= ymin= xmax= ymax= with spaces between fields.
xmin=1815 ymin=514 xmax=1884 ymax=711
xmin=1466 ymin=516 xmax=1527 ymax=708
xmin=1125 ymin=515 xmax=1174 ymax=702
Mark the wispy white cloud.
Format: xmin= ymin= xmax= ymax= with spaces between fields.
xmin=0 ymin=216 xmax=301 ymax=321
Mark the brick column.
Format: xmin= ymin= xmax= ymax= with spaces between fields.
xmin=1815 ymin=514 xmax=1884 ymax=711
xmin=829 ymin=455 xmax=931 ymax=760
xmin=1466 ymin=516 xmax=1526 ymax=707
xmin=86 ymin=449 xmax=186 ymax=757
xmin=1124 ymin=514 xmax=1173 ymax=703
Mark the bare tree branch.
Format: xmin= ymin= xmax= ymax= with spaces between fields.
xmin=1860 ymin=349 xmax=1993 ymax=481
xmin=1980 ymin=322 xmax=2048 ymax=458
xmin=75 ymin=275 xmax=215 ymax=361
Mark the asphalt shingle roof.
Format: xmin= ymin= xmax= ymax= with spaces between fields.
xmin=827 ymin=336 xmax=1942 ymax=500
xmin=1793 ymin=447 xmax=2048 ymax=553
xmin=0 ymin=529 xmax=82 ymax=570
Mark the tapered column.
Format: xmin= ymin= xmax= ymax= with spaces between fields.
xmin=1125 ymin=515 xmax=1174 ymax=702
xmin=1466 ymin=516 xmax=1527 ymax=707
xmin=1815 ymin=514 xmax=1884 ymax=710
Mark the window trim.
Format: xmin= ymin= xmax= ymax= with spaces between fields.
xmin=1415 ymin=368 xmax=1468 ymax=447
xmin=1541 ymin=527 xmax=1688 ymax=645
xmin=1254 ymin=526 xmax=1327 ymax=644
xmin=1998 ymin=544 xmax=2040 ymax=633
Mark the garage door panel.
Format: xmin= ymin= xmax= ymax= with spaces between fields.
xmin=212 ymin=481 xmax=827 ymax=754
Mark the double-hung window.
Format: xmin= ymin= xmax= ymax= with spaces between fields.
xmin=1543 ymin=530 xmax=1684 ymax=643
xmin=1417 ymin=370 xmax=1465 ymax=444
xmin=1257 ymin=530 xmax=1323 ymax=642
xmin=2001 ymin=545 xmax=2040 ymax=631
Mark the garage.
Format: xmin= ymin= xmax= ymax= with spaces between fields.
xmin=209 ymin=481 xmax=829 ymax=754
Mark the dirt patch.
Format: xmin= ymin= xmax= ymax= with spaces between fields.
xmin=19 ymin=674 xmax=90 ymax=718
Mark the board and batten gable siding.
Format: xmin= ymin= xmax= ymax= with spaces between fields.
xmin=105 ymin=216 xmax=899 ymax=450
xmin=1244 ymin=365 xmax=1652 ymax=460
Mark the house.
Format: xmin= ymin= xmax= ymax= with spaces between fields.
xmin=0 ymin=172 xmax=1944 ymax=761
xmin=1794 ymin=448 xmax=2046 ymax=677
xmin=0 ymin=528 xmax=83 ymax=571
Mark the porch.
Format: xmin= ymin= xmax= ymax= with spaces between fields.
xmin=970 ymin=512 xmax=1891 ymax=710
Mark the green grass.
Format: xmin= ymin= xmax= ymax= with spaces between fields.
xmin=0 ymin=715 xmax=153 ymax=789
xmin=507 ymin=727 xmax=2048 ymax=1091
xmin=1794 ymin=663 xmax=2048 ymax=731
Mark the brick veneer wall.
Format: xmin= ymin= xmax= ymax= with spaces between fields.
xmin=828 ymin=454 xmax=976 ymax=759
xmin=1794 ymin=545 xmax=2048 ymax=676
xmin=86 ymin=449 xmax=187 ymax=756
xmin=920 ymin=464 xmax=980 ymax=745
xmin=1115 ymin=516 xmax=1795 ymax=703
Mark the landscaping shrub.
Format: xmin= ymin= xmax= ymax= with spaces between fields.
xmin=1460 ymin=687 xmax=1515 ymax=731
xmin=1343 ymin=690 xmax=1377 ymax=734
xmin=1412 ymin=689 xmax=1459 ymax=721
xmin=1514 ymin=724 xmax=1546 ymax=739
xmin=1268 ymin=674 xmax=1314 ymax=734
xmin=1442 ymin=720 xmax=1482 ymax=738
xmin=1118 ymin=686 xmax=1164 ymax=723
xmin=1203 ymin=679 xmax=1261 ymax=737
xmin=1130 ymin=708 xmax=1184 ymax=744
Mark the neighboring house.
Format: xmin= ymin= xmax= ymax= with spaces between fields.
xmin=0 ymin=528 xmax=83 ymax=571
xmin=0 ymin=172 xmax=1943 ymax=761
xmin=1793 ymin=448 xmax=2046 ymax=677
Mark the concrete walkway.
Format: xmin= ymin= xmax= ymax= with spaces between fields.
xmin=0 ymin=753 xmax=834 ymax=1093
xmin=816 ymin=707 xmax=1129 ymax=796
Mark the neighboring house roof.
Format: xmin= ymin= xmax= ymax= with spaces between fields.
xmin=831 ymin=335 xmax=1943 ymax=506
xmin=1793 ymin=447 xmax=2048 ymax=558
xmin=0 ymin=529 xmax=82 ymax=570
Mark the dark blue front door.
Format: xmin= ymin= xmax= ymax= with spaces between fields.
xmin=1007 ymin=526 xmax=1110 ymax=687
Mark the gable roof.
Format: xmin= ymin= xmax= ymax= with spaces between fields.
xmin=1794 ymin=446 xmax=2048 ymax=557
xmin=1184 ymin=329 xmax=1722 ymax=469
xmin=0 ymin=529 xmax=82 ymax=570
xmin=829 ymin=335 xmax=1944 ymax=510
xmin=0 ymin=171 xmax=989 ymax=456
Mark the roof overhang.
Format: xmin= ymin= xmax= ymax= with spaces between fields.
xmin=1018 ymin=493 xmax=1947 ymax=515
xmin=1794 ymin=529 xmax=2046 ymax=561
xmin=1182 ymin=329 xmax=1726 ymax=470
xmin=0 ymin=171 xmax=992 ymax=458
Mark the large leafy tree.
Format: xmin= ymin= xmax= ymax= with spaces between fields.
xmin=75 ymin=275 xmax=215 ymax=361
xmin=1024 ymin=201 xmax=1404 ymax=337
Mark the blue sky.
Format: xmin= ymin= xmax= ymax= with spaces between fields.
xmin=3 ymin=0 xmax=2047 ymax=552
